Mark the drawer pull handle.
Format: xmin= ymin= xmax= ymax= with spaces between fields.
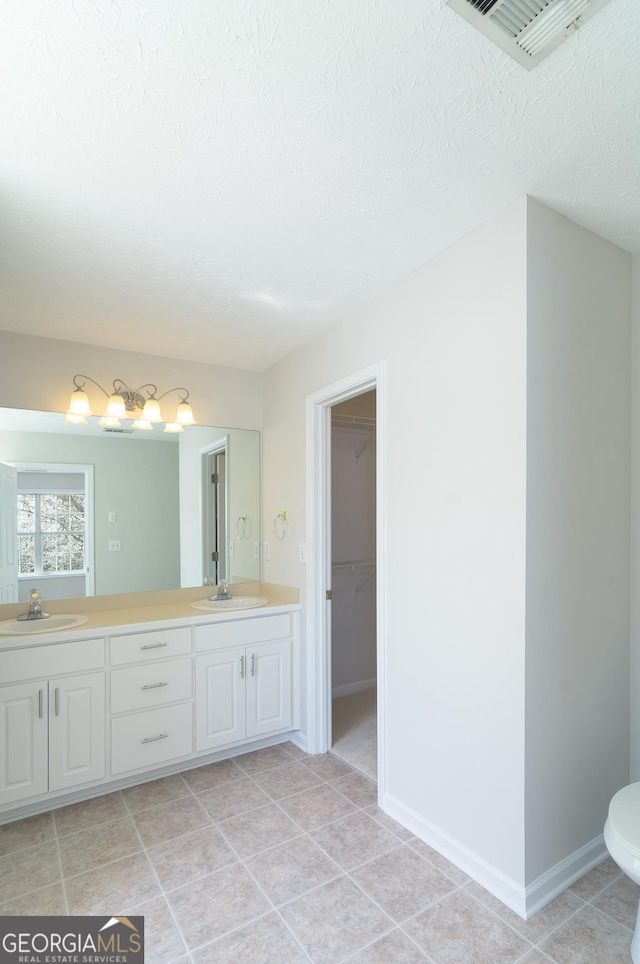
xmin=140 ymin=642 xmax=168 ymax=651
xmin=141 ymin=733 xmax=168 ymax=744
xmin=250 ymin=654 xmax=256 ymax=677
xmin=54 ymin=687 xmax=60 ymax=717
xmin=240 ymin=655 xmax=245 ymax=679
xmin=38 ymin=689 xmax=43 ymax=719
xmin=141 ymin=682 xmax=169 ymax=691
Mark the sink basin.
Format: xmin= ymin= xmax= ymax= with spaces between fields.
xmin=0 ymin=614 xmax=90 ymax=635
xmin=191 ymin=596 xmax=269 ymax=612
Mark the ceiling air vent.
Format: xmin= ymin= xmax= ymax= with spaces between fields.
xmin=446 ymin=0 xmax=613 ymax=69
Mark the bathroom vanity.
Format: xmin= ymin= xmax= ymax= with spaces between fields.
xmin=0 ymin=590 xmax=300 ymax=822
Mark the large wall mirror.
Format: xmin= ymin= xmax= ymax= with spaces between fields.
xmin=0 ymin=408 xmax=260 ymax=604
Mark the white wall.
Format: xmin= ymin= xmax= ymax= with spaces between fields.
xmin=524 ymin=199 xmax=631 ymax=884
xmin=0 ymin=330 xmax=262 ymax=430
xmin=263 ymin=197 xmax=530 ymax=889
xmin=631 ymin=253 xmax=640 ymax=781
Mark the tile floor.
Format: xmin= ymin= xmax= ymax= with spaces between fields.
xmin=0 ymin=742 xmax=638 ymax=963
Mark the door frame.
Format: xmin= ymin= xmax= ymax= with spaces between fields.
xmin=305 ymin=361 xmax=386 ymax=799
xmin=201 ymin=437 xmax=229 ymax=584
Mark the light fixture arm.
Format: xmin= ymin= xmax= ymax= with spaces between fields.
xmin=153 ymin=386 xmax=191 ymax=404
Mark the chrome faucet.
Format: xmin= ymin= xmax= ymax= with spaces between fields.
xmin=17 ymin=588 xmax=51 ymax=621
xmin=210 ymin=579 xmax=232 ymax=601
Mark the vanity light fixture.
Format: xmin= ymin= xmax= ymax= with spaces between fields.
xmin=65 ymin=375 xmax=196 ymax=432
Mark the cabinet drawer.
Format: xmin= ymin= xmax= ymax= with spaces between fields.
xmin=110 ymin=627 xmax=191 ymax=665
xmin=0 ymin=638 xmax=105 ymax=685
xmin=195 ymin=614 xmax=291 ymax=653
xmin=111 ymin=658 xmax=192 ymax=714
xmin=111 ymin=702 xmax=193 ymax=774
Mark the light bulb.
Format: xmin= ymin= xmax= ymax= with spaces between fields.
xmin=176 ymin=400 xmax=195 ymax=425
xmin=132 ymin=419 xmax=153 ymax=430
xmin=106 ymin=393 xmax=126 ymax=418
xmin=143 ymin=397 xmax=162 ymax=422
xmin=68 ymin=388 xmax=92 ymax=416
xmin=163 ymin=422 xmax=184 ymax=433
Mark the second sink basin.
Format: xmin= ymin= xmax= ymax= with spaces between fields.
xmin=191 ymin=596 xmax=269 ymax=612
xmin=0 ymin=614 xmax=90 ymax=635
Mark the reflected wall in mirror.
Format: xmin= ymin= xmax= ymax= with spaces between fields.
xmin=0 ymin=408 xmax=260 ymax=604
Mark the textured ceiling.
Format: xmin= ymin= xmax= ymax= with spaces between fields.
xmin=1 ymin=0 xmax=638 ymax=372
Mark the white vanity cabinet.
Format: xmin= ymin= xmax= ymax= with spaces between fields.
xmin=0 ymin=639 xmax=106 ymax=807
xmin=0 ymin=601 xmax=300 ymax=821
xmin=195 ymin=613 xmax=294 ymax=752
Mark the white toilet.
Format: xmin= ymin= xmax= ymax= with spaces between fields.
xmin=604 ymin=782 xmax=640 ymax=962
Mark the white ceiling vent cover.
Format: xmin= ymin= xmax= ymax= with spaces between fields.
xmin=446 ymin=0 xmax=613 ymax=69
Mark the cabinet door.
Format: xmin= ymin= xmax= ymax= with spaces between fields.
xmin=246 ymin=640 xmax=292 ymax=738
xmin=0 ymin=682 xmax=48 ymax=805
xmin=195 ymin=650 xmax=246 ymax=751
xmin=49 ymin=672 xmax=106 ymax=791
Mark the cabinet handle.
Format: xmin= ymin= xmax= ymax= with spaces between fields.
xmin=141 ymin=733 xmax=168 ymax=744
xmin=54 ymin=687 xmax=60 ymax=717
xmin=140 ymin=682 xmax=169 ymax=691
xmin=250 ymin=654 xmax=256 ymax=677
xmin=140 ymin=642 xmax=168 ymax=651
xmin=240 ymin=655 xmax=245 ymax=679
xmin=38 ymin=689 xmax=43 ymax=719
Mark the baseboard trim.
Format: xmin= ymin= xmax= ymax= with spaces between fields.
xmin=525 ymin=834 xmax=608 ymax=916
xmin=382 ymin=791 xmax=609 ymax=919
xmin=332 ymin=679 xmax=376 ymax=699
xmin=288 ymin=730 xmax=308 ymax=753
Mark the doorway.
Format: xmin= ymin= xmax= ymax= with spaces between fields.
xmin=330 ymin=392 xmax=377 ymax=778
xmin=306 ymin=361 xmax=386 ymax=798
xmin=202 ymin=444 xmax=227 ymax=586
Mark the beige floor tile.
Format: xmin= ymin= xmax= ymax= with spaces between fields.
xmin=277 ymin=783 xmax=358 ymax=831
xmin=517 ymin=953 xmax=554 ymax=963
xmin=280 ymin=741 xmax=309 ymax=762
xmin=352 ymin=845 xmax=457 ymax=922
xmin=126 ymin=895 xmax=187 ymax=964
xmin=0 ymin=840 xmax=60 ymax=903
xmin=0 ymin=881 xmax=67 ymax=916
xmin=251 ymin=761 xmax=323 ymax=799
xmin=409 ymin=838 xmax=470 ymax=885
xmin=64 ymin=852 xmax=160 ymax=915
xmin=0 ymin=811 xmax=55 ymax=856
xmin=218 ymin=802 xmax=301 ymax=858
xmin=181 ymin=758 xmax=246 ymax=793
xmin=59 ymin=815 xmax=142 ymax=879
xmin=310 ymin=811 xmax=401 ymax=871
xmin=568 ymin=857 xmax=622 ymax=900
xmin=280 ymin=875 xmax=393 ymax=964
xmin=54 ymin=791 xmax=128 ymax=836
xmin=147 ymin=825 xmax=237 ymax=891
xmin=235 ymin=744 xmax=293 ymax=775
xmin=197 ymin=776 xmax=271 ymax=821
xmin=404 ymin=889 xmax=530 ymax=964
xmin=303 ymin=753 xmax=354 ymax=782
xmin=364 ymin=805 xmax=416 ymax=842
xmin=246 ymin=835 xmax=340 ymax=905
xmin=591 ymin=873 xmax=640 ymax=931
xmin=132 ymin=794 xmax=211 ymax=848
xmin=465 ymin=880 xmax=584 ymax=943
xmin=539 ymin=904 xmax=634 ymax=962
xmin=166 ymin=862 xmax=271 ymax=949
xmin=330 ymin=772 xmax=378 ymax=808
xmin=346 ymin=928 xmax=428 ymax=963
xmin=121 ymin=773 xmax=191 ymax=812
xmin=192 ymin=912 xmax=309 ymax=963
